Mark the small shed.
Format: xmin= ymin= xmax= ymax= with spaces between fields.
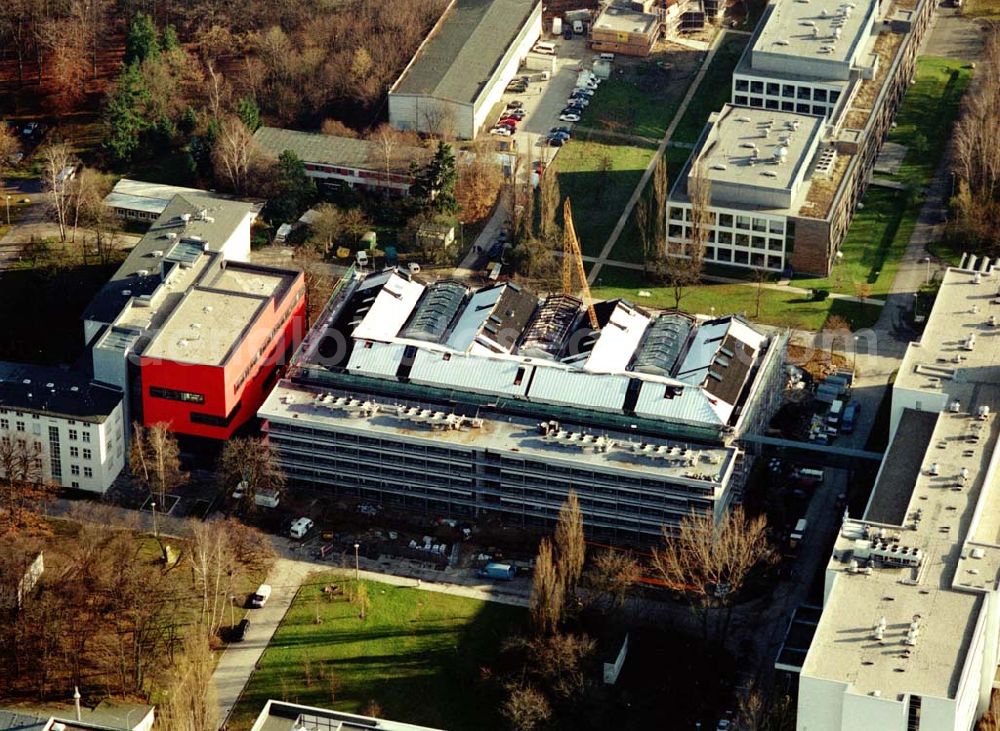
xmin=416 ymin=222 xmax=456 ymax=249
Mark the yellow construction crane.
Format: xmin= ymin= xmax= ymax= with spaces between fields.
xmin=562 ymin=198 xmax=600 ymax=330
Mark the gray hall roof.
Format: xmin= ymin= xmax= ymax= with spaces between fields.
xmin=392 ymin=0 xmax=539 ymax=104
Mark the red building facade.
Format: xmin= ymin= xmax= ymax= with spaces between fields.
xmin=138 ymin=263 xmax=306 ymax=439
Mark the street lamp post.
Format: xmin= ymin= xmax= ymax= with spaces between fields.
xmin=852 ymin=335 xmax=859 ymax=373
xmin=459 ymin=221 xmax=465 ymax=253
xmin=150 ymin=500 xmax=157 ymax=538
xmin=353 ymin=543 xmax=360 ymax=581
xmin=4 ymin=195 xmax=10 ymax=226
xmin=923 ymin=256 xmax=931 ymax=285
xmin=229 ymin=594 xmax=236 ymax=628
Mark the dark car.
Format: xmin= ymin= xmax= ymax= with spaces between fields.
xmin=551 ymin=126 xmax=571 ymax=136
xmin=549 ymin=137 xmax=565 ymax=147
xmin=561 ymin=106 xmax=583 ymax=115
xmin=232 ymin=618 xmax=250 ymax=642
xmin=506 ymin=101 xmax=524 ymax=110
xmin=563 ymin=27 xmax=573 ymax=40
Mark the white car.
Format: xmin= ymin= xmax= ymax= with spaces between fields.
xmin=567 ymin=97 xmax=589 ymax=107
xmin=250 ymin=583 xmax=272 ymax=607
xmin=559 ymin=113 xmax=581 ymax=122
xmin=490 ymin=126 xmax=513 ymax=136
xmin=289 ymin=517 xmax=314 ymax=539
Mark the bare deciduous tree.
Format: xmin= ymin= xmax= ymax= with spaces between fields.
xmin=554 ymin=490 xmax=584 ymax=596
xmin=529 ymin=537 xmax=563 ymax=635
xmin=538 ymin=166 xmax=561 ymax=241
xmin=156 ymin=632 xmax=219 ymax=731
xmin=664 ymin=161 xmax=710 ymax=309
xmin=502 ymin=683 xmax=552 ymax=731
xmin=456 ymin=144 xmax=504 ymax=224
xmin=586 ymin=548 xmax=641 ymax=612
xmin=129 ymin=422 xmax=184 ymax=504
xmin=0 ymin=429 xmax=49 ymax=533
xmin=39 ymin=142 xmax=75 ymax=243
xmin=217 ymin=436 xmax=286 ymax=512
xmin=652 ymin=506 xmax=771 ymax=641
xmin=211 ymin=116 xmax=258 ymax=195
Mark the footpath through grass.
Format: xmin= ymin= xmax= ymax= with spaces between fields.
xmin=228 ymin=575 xmax=525 ymax=731
xmin=670 ymin=34 xmax=751 ymax=145
xmin=592 ymin=265 xmax=881 ymax=330
xmin=554 ymin=136 xmax=657 ymax=258
xmin=795 ymin=57 xmax=972 ymax=296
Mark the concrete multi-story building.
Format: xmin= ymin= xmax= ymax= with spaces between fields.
xmin=796 ymin=264 xmax=1000 ymax=730
xmin=253 ymin=127 xmax=433 ymax=196
xmin=259 ymin=269 xmax=786 ymax=544
xmin=388 ymin=0 xmax=543 ymax=139
xmin=668 ymin=0 xmax=935 ymax=275
xmin=0 ymin=362 xmax=125 ymax=493
xmin=84 ymin=191 xmax=306 ymax=440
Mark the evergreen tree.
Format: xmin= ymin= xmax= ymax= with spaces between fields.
xmin=412 ymin=141 xmax=458 ymax=215
xmin=103 ymin=63 xmax=152 ymax=163
xmin=265 ymin=150 xmax=317 ymax=223
xmin=125 ymin=13 xmax=160 ymax=66
xmin=161 ymin=25 xmax=180 ymax=52
xmin=237 ymin=96 xmax=262 ymax=133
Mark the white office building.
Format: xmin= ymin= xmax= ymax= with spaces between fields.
xmin=797 ymin=263 xmax=1000 ymax=730
xmin=0 ymin=362 xmax=125 ymax=493
xmin=668 ymin=105 xmax=825 ymax=272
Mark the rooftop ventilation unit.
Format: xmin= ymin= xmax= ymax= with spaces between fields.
xmin=710 ymin=163 xmax=728 ymax=171
xmin=776 ymin=39 xmax=790 ymax=45
xmin=821 ymin=8 xmax=829 ymax=15
xmin=962 ymin=333 xmax=976 ymax=351
xmin=950 ymin=399 xmax=961 ymax=413
xmin=762 ymin=170 xmax=779 ymax=178
xmin=736 ymin=116 xmax=753 ymax=122
xmin=180 ymin=213 xmax=191 ymax=223
xmin=977 ymin=405 xmax=990 ymax=420
xmin=872 ymin=616 xmax=886 ymax=640
xmin=928 ymin=462 xmax=940 ymax=475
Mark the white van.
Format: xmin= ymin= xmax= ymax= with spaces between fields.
xmin=790 ymin=519 xmax=808 ymax=547
xmin=572 ymin=19 xmax=584 ymax=34
xmin=250 ymin=584 xmax=272 ymax=608
xmin=533 ymin=41 xmax=556 ymax=55
xmin=599 ymin=52 xmax=616 ymax=62
xmin=289 ymin=517 xmax=314 ymax=539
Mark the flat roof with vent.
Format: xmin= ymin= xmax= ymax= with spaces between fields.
xmin=0 ymin=361 xmax=122 ymax=422
xmin=802 ymin=264 xmax=1000 ymax=703
xmin=141 ymin=263 xmax=297 ymax=366
xmin=688 ymin=104 xmax=825 ymax=209
xmin=751 ymin=0 xmax=880 ymax=79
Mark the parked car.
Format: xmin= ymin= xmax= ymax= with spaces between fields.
xmin=505 ymin=100 xmax=524 ymax=110
xmin=566 ymin=97 xmax=589 ymax=107
xmin=549 ymin=136 xmax=566 ymax=147
xmin=232 ymin=618 xmax=251 ymax=642
xmin=497 ymin=117 xmax=519 ymax=127
xmin=289 ymin=517 xmax=314 ymax=539
xmin=551 ymin=126 xmax=572 ymax=136
xmin=490 ymin=126 xmax=513 ymax=136
xmin=572 ymin=87 xmax=595 ymax=97
xmin=250 ymin=583 xmax=272 ymax=608
xmin=21 ymin=122 xmax=38 ymax=136
xmin=559 ymin=113 xmax=581 ymax=122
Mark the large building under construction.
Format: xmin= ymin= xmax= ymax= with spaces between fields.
xmin=258 ymin=269 xmax=786 ymax=544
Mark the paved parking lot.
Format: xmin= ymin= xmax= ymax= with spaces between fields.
xmin=488 ymin=35 xmax=603 ymax=164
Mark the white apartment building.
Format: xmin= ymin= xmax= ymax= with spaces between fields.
xmin=0 ymin=362 xmax=125 ymax=493
xmin=797 ymin=264 xmax=1000 ymax=731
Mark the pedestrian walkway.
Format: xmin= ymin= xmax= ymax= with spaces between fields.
xmin=588 ymin=30 xmax=730 ymax=284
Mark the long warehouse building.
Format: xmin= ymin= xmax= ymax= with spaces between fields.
xmin=388 ymin=0 xmax=543 ymax=139
xmin=259 ymin=269 xmax=786 ymax=545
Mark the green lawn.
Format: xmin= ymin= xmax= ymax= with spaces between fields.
xmin=795 ymin=57 xmax=973 ymax=296
xmin=577 ymin=70 xmax=683 ymax=140
xmin=554 ymin=136 xmax=657 ymax=258
xmin=228 ymin=576 xmax=525 ymax=731
xmin=606 ymin=145 xmax=695 ymax=265
xmin=670 ymin=34 xmax=751 ymax=145
xmin=592 ymin=266 xmax=881 ymax=330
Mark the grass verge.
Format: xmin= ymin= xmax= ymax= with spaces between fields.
xmin=794 ymin=57 xmax=973 ymax=295
xmin=592 ymin=265 xmax=881 ymax=330
xmin=227 ymin=575 xmax=525 ymax=731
